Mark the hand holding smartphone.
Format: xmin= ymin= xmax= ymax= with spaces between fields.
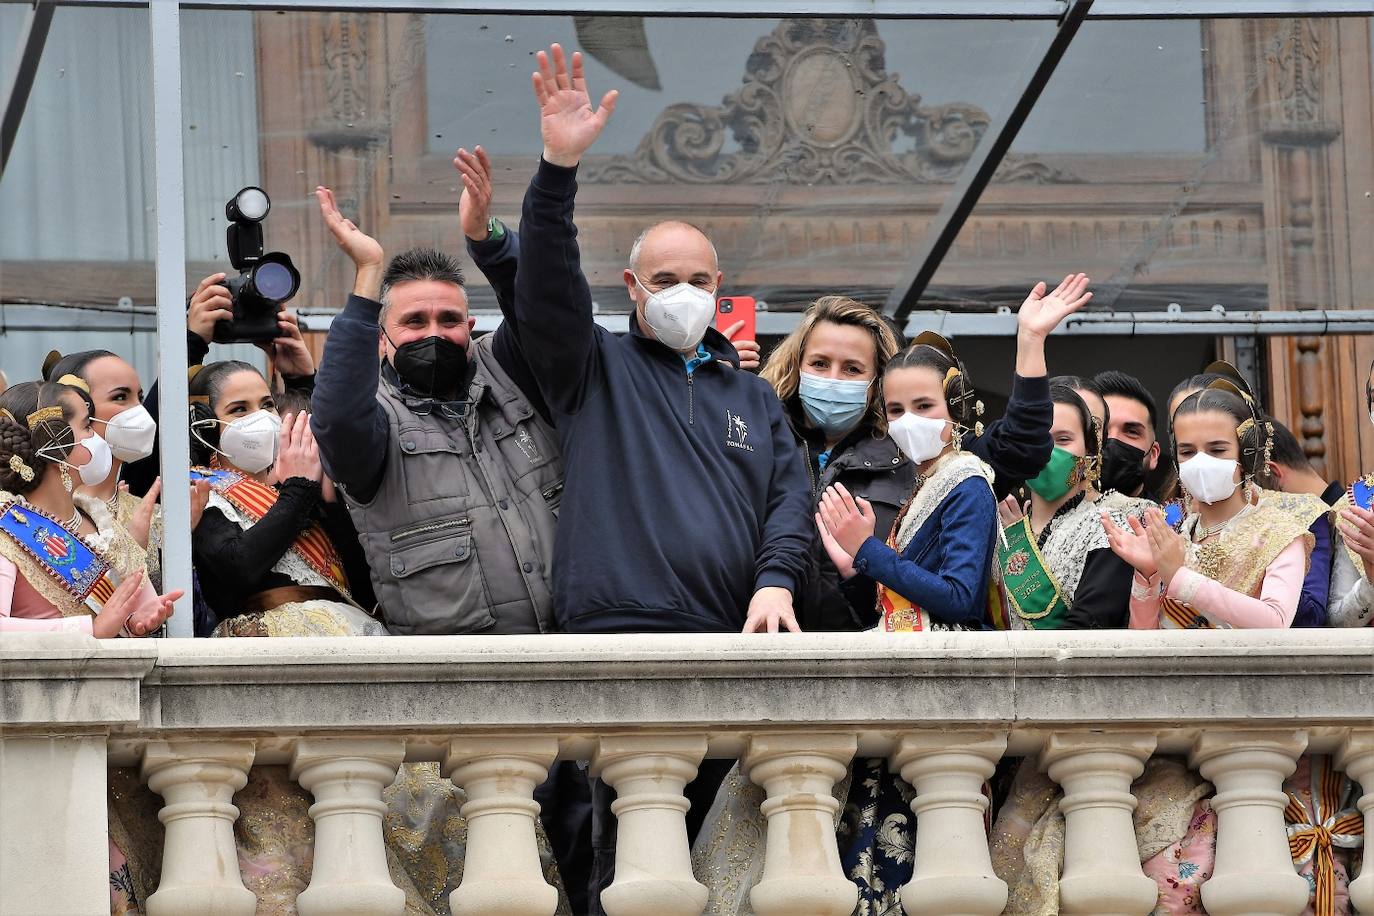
xmin=715 ymin=296 xmax=757 ymax=342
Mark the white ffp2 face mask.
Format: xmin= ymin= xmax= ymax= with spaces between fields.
xmin=40 ymin=431 xmax=114 ymax=487
xmin=887 ymin=413 xmax=950 ymax=464
xmin=1178 ymin=452 xmax=1241 ymax=504
xmin=198 ymin=410 xmax=282 ymax=474
xmin=97 ymin=405 xmax=157 ymax=463
xmin=635 ymin=275 xmax=717 ymax=351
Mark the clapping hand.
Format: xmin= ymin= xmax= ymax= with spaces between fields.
xmin=815 ymin=511 xmax=856 ymax=580
xmin=126 ymin=478 xmax=161 ymax=550
xmin=316 ymin=186 xmax=384 ymax=299
xmin=1340 ymin=504 xmax=1374 ymax=583
xmin=1102 ymin=511 xmax=1159 ymax=579
xmin=1143 ymin=507 xmax=1188 ymax=584
xmin=817 ymin=483 xmax=877 ymax=558
xmin=533 ymin=44 xmax=618 ymax=168
xmin=273 ymin=411 xmax=323 ymax=484
xmin=998 ymin=495 xmax=1025 ymax=528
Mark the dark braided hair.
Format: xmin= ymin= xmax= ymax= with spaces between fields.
xmin=0 ymin=382 xmax=79 ymax=495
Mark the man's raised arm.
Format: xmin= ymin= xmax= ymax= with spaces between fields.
xmin=509 ymin=44 xmax=618 ymax=417
xmin=308 ymin=187 xmax=391 ymax=503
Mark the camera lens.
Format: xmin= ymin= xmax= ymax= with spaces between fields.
xmin=253 ymin=261 xmax=295 ymax=300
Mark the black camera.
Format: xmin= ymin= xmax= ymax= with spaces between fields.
xmin=215 ymin=186 xmax=301 ymax=344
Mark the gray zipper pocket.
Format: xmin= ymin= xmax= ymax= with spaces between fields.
xmin=391 ymin=516 xmax=470 ymax=543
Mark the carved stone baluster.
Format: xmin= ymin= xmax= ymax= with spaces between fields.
xmin=141 ymin=739 xmax=257 ymax=916
xmin=1041 ymin=733 xmax=1159 ymax=916
xmin=1190 ymin=730 xmax=1310 ymax=916
xmin=444 ymin=736 xmax=560 ymax=916
xmin=742 ymin=733 xmax=858 ymax=916
xmin=1335 ymin=730 xmax=1374 ymax=914
xmin=592 ymin=735 xmax=708 ymax=916
xmin=891 ymin=731 xmax=1008 ymax=916
xmin=289 ymin=738 xmax=406 ymax=916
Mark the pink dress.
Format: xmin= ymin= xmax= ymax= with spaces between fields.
xmin=0 ymin=555 xmax=161 ymax=635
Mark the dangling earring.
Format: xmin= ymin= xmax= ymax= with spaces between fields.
xmin=59 ymin=465 xmax=73 ymax=493
xmin=1242 ymin=479 xmax=1256 ymax=505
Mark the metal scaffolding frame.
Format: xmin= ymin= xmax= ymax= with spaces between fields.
xmin=0 ymin=0 xmax=1369 ymax=634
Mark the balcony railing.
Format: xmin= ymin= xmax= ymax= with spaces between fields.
xmin=2 ymin=629 xmax=1372 ymax=916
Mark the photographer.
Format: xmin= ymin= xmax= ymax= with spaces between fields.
xmin=119 ymin=272 xmax=315 ymax=498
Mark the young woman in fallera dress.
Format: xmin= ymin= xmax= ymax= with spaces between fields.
xmin=993 ymin=367 xmax=1360 ymax=915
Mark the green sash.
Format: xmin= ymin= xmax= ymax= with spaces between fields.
xmin=997 ymin=517 xmax=1068 ymax=629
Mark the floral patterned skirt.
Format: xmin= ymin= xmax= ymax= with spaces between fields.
xmin=990 ymin=754 xmax=1361 ymax=916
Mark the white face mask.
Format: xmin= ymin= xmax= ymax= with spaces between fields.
xmin=1178 ymin=452 xmax=1240 ymax=504
xmin=39 ymin=431 xmax=113 ymax=487
xmin=96 ymin=405 xmax=157 ymax=463
xmin=197 ymin=410 xmax=282 ymax=474
xmin=634 ymin=274 xmax=717 ymax=351
xmin=887 ymin=413 xmax=950 ymax=464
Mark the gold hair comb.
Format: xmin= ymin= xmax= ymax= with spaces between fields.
xmin=7 ymin=455 xmax=34 ymax=483
xmin=56 ymin=374 xmax=90 ymax=394
xmin=25 ymin=406 xmax=63 ymax=430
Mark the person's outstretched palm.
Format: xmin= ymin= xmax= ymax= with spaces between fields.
xmin=533 ymin=44 xmax=618 ymax=168
xmin=1018 ymin=273 xmax=1093 ymax=340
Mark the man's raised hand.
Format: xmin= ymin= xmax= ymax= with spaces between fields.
xmin=455 ymin=146 xmax=496 ymax=242
xmin=315 ymin=186 xmax=384 ymax=299
xmin=533 ymin=44 xmax=618 ymax=168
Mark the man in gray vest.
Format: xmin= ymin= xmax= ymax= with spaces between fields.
xmin=309 ymin=187 xmax=562 ymax=636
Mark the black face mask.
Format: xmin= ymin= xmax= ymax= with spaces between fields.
xmin=388 ymin=334 xmax=468 ymax=398
xmin=1099 ymin=438 xmax=1149 ymax=496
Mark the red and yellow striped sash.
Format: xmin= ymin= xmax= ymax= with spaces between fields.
xmin=1160 ymin=595 xmax=1216 ymax=630
xmin=1284 ymin=756 xmax=1364 ymax=916
xmin=197 ymin=467 xmax=349 ymax=596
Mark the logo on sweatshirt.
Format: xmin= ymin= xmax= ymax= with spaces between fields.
xmin=515 ymin=427 xmax=539 ymax=464
xmin=726 ymin=411 xmax=754 ymax=452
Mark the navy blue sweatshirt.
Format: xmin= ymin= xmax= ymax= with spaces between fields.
xmin=511 ymin=159 xmax=813 ymax=633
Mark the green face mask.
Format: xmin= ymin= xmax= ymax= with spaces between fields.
xmin=1026 ymin=446 xmax=1087 ymax=502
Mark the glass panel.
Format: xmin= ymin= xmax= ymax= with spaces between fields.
xmin=142 ymin=10 xmax=1052 ymax=324
xmin=922 ymin=15 xmax=1374 ymax=318
xmin=0 ymin=5 xmax=266 ymax=384
xmin=0 ymin=5 xmax=154 ymax=262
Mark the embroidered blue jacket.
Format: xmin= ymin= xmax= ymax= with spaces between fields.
xmin=851 ymin=476 xmax=998 ymax=628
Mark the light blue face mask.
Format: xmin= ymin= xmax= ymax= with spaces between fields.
xmin=798 ymin=371 xmax=871 ymax=439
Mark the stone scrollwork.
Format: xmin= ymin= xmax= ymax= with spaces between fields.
xmin=585 ymin=18 xmax=1078 ymax=186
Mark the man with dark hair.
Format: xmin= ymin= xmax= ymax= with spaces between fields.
xmin=308 ymin=188 xmax=562 ymax=637
xmin=1258 ymin=416 xmax=1338 ymax=627
xmin=1093 ymin=369 xmax=1161 ymax=501
xmin=1261 ymin=417 xmax=1345 ymax=506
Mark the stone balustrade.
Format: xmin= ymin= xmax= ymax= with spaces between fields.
xmin=2 ymin=629 xmax=1372 ymax=915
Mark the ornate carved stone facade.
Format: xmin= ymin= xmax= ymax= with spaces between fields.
xmin=584 ymin=19 xmax=1077 ymax=187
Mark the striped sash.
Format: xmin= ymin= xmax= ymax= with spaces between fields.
xmin=1160 ymin=595 xmax=1216 ymax=630
xmin=192 ymin=467 xmax=350 ymax=598
xmin=1285 ymin=755 xmax=1363 ymax=916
